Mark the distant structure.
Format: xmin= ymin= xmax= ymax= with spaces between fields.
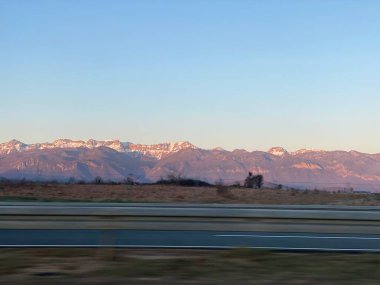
xmin=244 ymin=172 xmax=263 ymax=189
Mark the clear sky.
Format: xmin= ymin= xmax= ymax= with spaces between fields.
xmin=1 ymin=0 xmax=379 ymax=153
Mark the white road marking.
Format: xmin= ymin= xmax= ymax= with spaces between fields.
xmin=215 ymin=234 xmax=380 ymax=240
xmin=0 ymin=244 xmax=380 ymax=252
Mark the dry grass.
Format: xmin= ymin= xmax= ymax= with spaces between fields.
xmin=0 ymin=248 xmax=379 ymax=284
xmin=0 ymin=183 xmax=379 ymax=205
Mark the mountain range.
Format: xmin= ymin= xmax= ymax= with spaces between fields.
xmin=1 ymin=139 xmax=380 ymax=192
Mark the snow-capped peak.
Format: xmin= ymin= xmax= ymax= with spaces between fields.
xmin=268 ymin=147 xmax=288 ymax=157
xmin=293 ymin=149 xmax=326 ymax=155
xmin=0 ymin=139 xmax=28 ymax=154
xmin=128 ymin=141 xmax=197 ymax=159
xmin=213 ymin=147 xmax=226 ymax=151
xmin=51 ymin=139 xmax=87 ymax=149
xmin=169 ymin=141 xmax=196 ymax=152
xmin=0 ymin=139 xmax=197 ymax=159
xmin=7 ymin=139 xmax=24 ymax=145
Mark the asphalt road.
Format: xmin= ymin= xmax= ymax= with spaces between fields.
xmin=1 ymin=229 xmax=380 ymax=252
xmin=1 ymin=203 xmax=379 ymax=251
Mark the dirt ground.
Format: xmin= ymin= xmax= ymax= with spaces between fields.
xmin=0 ymin=248 xmax=379 ymax=285
xmin=0 ymin=183 xmax=379 ymax=205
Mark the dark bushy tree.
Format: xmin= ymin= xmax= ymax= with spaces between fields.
xmin=244 ymin=172 xmax=263 ymax=189
xmin=93 ymin=176 xmax=103 ymax=184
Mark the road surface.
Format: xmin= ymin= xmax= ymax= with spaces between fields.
xmin=0 ymin=229 xmax=380 ymax=251
xmin=1 ymin=202 xmax=379 ymax=251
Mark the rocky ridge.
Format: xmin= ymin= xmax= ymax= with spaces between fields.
xmin=0 ymin=139 xmax=196 ymax=159
xmin=1 ymin=139 xmax=380 ymax=192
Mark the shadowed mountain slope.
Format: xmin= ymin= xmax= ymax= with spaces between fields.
xmin=0 ymin=147 xmax=154 ymax=182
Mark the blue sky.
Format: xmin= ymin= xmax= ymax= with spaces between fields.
xmin=1 ymin=0 xmax=380 ymax=152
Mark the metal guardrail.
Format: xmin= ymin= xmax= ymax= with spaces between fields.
xmin=0 ymin=203 xmax=380 ymax=220
xmin=0 ymin=203 xmax=379 ymax=234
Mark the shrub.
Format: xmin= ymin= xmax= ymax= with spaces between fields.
xmin=93 ymin=176 xmax=103 ymax=184
xmin=244 ymin=172 xmax=263 ymax=189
